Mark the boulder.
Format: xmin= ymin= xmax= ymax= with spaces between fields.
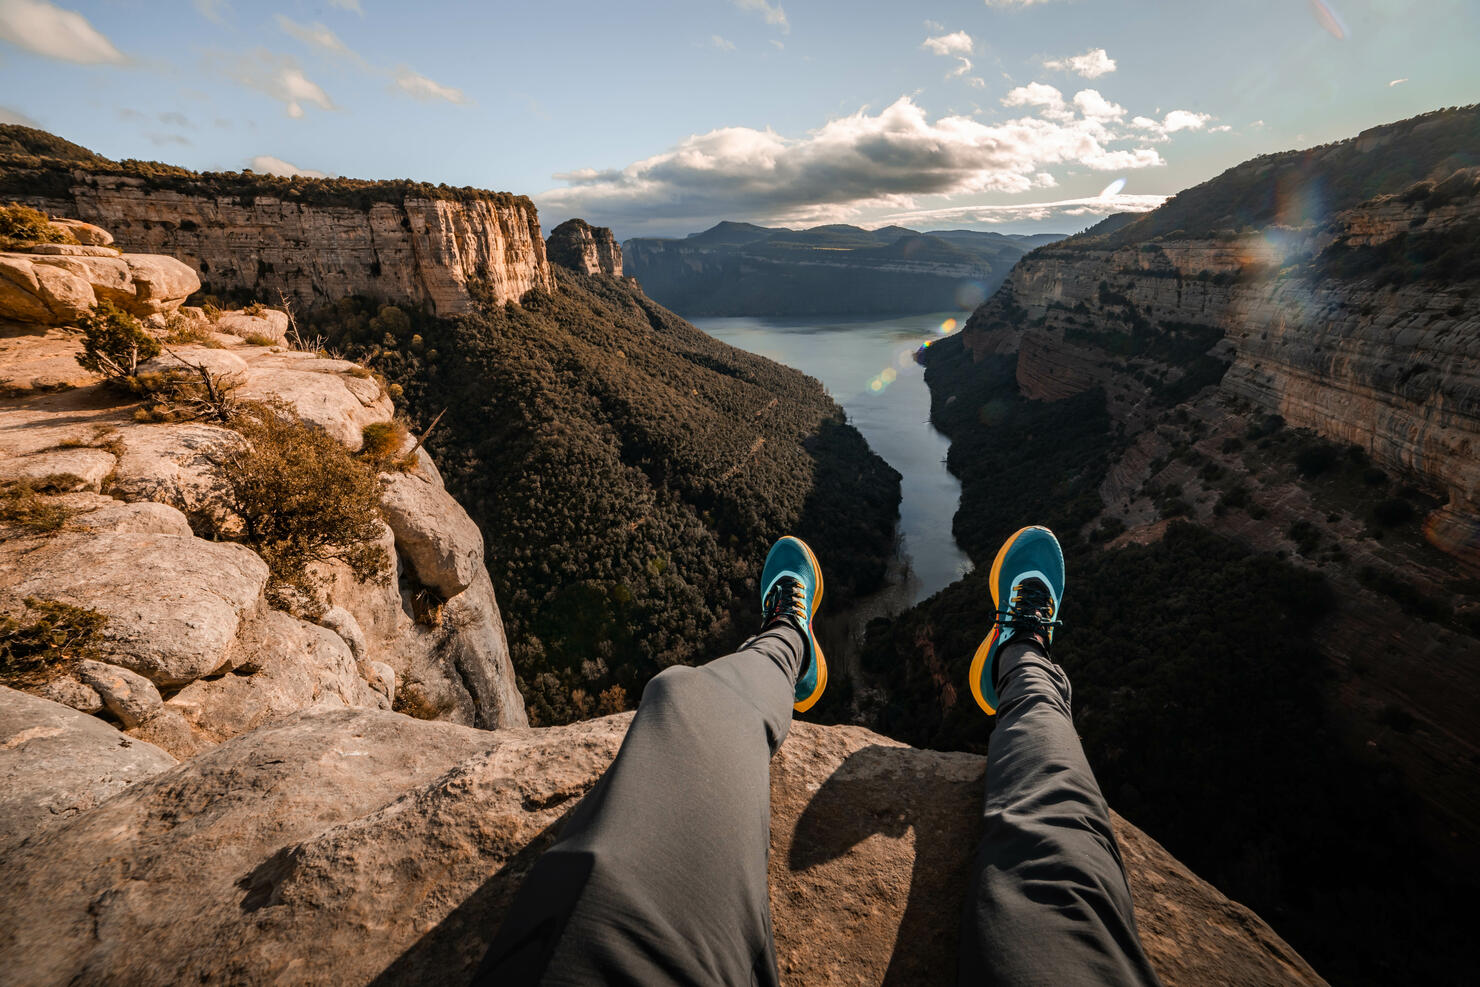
xmin=0 ymin=447 xmax=115 ymax=491
xmin=22 ymin=243 xmax=119 ymax=257
xmin=65 ymin=498 xmax=195 ymax=536
xmin=215 ymin=309 xmax=290 ymax=344
xmin=136 ymin=611 xmax=385 ymax=756
xmin=0 ymin=250 xmax=198 ymax=325
xmin=50 ymin=218 xmax=114 ymax=246
xmin=138 ymin=345 xmax=249 ymax=378
xmin=76 ymin=658 xmax=163 ymax=729
xmin=379 ymin=469 xmax=484 ymax=597
xmin=34 ymin=675 xmax=102 ymax=715
xmin=106 ymin=422 xmax=243 ymax=525
xmin=0 ymin=531 xmax=270 ymax=687
xmin=0 ymin=710 xmax=1323 ymax=986
xmin=0 ymin=324 xmax=94 ymax=394
xmin=0 ymin=685 xmax=174 ymax=854
xmin=234 ymin=360 xmax=392 ymax=450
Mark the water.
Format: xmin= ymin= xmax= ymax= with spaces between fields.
xmin=694 ymin=312 xmax=973 ymax=610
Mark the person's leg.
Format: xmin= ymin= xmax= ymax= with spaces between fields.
xmin=958 ymin=640 xmax=1161 ymax=985
xmin=476 ymin=626 xmax=801 ymax=986
xmin=476 ymin=535 xmax=826 ymax=986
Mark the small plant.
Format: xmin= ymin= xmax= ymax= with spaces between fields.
xmin=0 ymin=481 xmax=78 ymax=533
xmin=210 ymin=402 xmax=389 ymax=614
xmin=71 ymin=301 xmax=160 ymax=383
xmin=242 ymin=332 xmax=277 ymax=346
xmin=242 ymin=301 xmax=268 ymax=316
xmin=0 ymin=202 xmax=75 ymax=248
xmin=0 ymin=597 xmax=107 ymax=688
xmin=161 ymin=312 xmax=218 ymax=346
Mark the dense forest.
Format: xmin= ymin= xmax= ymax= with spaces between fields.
xmin=301 ymin=272 xmax=900 ymax=724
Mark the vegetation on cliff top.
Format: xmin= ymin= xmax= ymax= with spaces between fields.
xmin=306 ymin=271 xmax=900 ymax=725
xmin=0 ymin=124 xmax=532 ymax=211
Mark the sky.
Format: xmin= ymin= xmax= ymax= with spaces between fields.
xmin=0 ymin=0 xmax=1476 ymax=240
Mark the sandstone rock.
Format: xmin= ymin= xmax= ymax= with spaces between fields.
xmin=235 ymin=361 xmax=392 ymax=450
xmin=215 ymin=309 xmax=290 ymax=344
xmin=35 ymin=675 xmax=103 ymax=715
xmin=22 ymin=243 xmax=119 ymax=257
xmin=437 ymin=567 xmax=528 ymax=729
xmin=379 ymin=469 xmax=484 ymax=597
xmin=547 ymin=218 xmax=623 ymax=276
xmin=0 ymin=531 xmax=269 ymax=687
xmin=0 ymin=249 xmax=198 ymax=325
xmin=66 ymin=498 xmax=194 ymax=536
xmin=106 ymin=422 xmax=243 ymax=524
xmin=0 ymin=324 xmax=93 ymax=394
xmin=368 ymin=661 xmax=395 ymax=702
xmin=144 ymin=611 xmax=384 ymax=755
xmin=50 ymin=218 xmax=114 ymax=246
xmin=0 ymin=447 xmax=115 ymax=491
xmin=138 ymin=345 xmax=249 ymax=378
xmin=0 ymin=709 xmax=1321 ymax=985
xmin=318 ymin=605 xmax=368 ymax=663
xmin=0 ymin=685 xmax=174 ymax=854
xmin=76 ymin=658 xmax=163 ymax=729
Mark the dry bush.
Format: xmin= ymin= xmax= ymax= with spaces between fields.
xmin=161 ymin=312 xmax=220 ymax=346
xmin=0 ymin=597 xmax=106 ymax=688
xmin=241 ymin=332 xmax=277 ymax=347
xmin=209 ymin=401 xmax=389 ymax=614
xmin=358 ymin=420 xmax=418 ymax=472
xmin=0 ymin=481 xmax=78 ymax=534
xmin=0 ymin=202 xmax=75 ymax=248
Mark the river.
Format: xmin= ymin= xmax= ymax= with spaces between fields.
xmin=694 ymin=312 xmax=973 ymax=667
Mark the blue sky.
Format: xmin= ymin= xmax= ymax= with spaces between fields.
xmin=1 ymin=0 xmax=1476 ymax=239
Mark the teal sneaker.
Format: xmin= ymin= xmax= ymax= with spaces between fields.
xmin=760 ymin=535 xmax=827 ymax=712
xmin=969 ymin=525 xmax=1065 ymax=715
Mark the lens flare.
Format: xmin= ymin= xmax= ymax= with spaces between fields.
xmin=1308 ymin=0 xmax=1348 ymax=39
xmin=955 ymin=280 xmax=988 ymax=309
xmin=939 ymin=317 xmax=958 ymax=333
xmin=1099 ymin=177 xmax=1127 ymax=198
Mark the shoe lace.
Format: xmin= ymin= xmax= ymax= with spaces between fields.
xmin=762 ymin=576 xmax=808 ymax=627
xmin=995 ymin=578 xmax=1061 ymax=641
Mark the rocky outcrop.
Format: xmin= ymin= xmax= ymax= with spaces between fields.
xmin=0 ymin=246 xmax=199 ymax=325
xmin=0 ymin=706 xmax=1323 ymax=986
xmin=0 ymin=685 xmax=175 ymax=853
xmin=2 ymin=221 xmax=527 ymax=757
xmin=546 ymin=218 xmax=623 ymax=276
xmin=15 ymin=174 xmax=555 ymax=315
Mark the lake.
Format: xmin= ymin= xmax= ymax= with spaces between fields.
xmin=693 ymin=312 xmax=973 ymax=613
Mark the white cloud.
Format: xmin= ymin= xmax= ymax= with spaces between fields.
xmin=882 ymin=192 xmax=1169 ymax=227
xmin=395 ymin=68 xmax=467 ymax=104
xmin=769 ymin=39 xmax=784 ymax=50
xmin=327 ymin=0 xmax=363 ymax=13
xmin=922 ymin=30 xmax=974 ymax=56
xmin=249 ymin=155 xmax=327 ymax=178
xmin=923 ymin=19 xmax=944 ymax=31
xmin=734 ymin=0 xmax=788 ymax=33
xmin=192 ymin=0 xmax=228 ymax=25
xmin=0 ymin=0 xmax=124 ymax=64
xmin=1131 ymin=109 xmax=1213 ymax=140
xmin=711 ymin=34 xmax=736 ymax=50
xmin=1389 ymin=77 xmax=1408 ymax=87
xmin=228 ymin=51 xmax=335 ymax=118
xmin=1043 ymin=47 xmax=1116 ymax=78
xmin=275 ymin=16 xmax=353 ymax=57
xmin=541 ymin=93 xmax=1169 ymax=231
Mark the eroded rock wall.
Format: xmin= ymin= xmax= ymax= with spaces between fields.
xmin=21 ymin=176 xmax=556 ymax=314
xmin=546 ymin=217 xmax=623 ymax=276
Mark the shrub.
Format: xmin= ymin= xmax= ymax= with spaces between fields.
xmin=1295 ymin=442 xmax=1340 ymax=477
xmin=210 ymin=402 xmax=389 ymax=614
xmin=71 ymin=302 xmax=160 ymax=383
xmin=358 ymin=420 xmax=417 ymax=472
xmin=0 ymin=597 xmax=106 ymax=688
xmin=242 ymin=332 xmax=277 ymax=346
xmin=0 ymin=480 xmax=77 ymax=533
xmin=0 ymin=201 xmax=74 ymax=247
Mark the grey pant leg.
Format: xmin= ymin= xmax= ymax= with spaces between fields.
xmin=476 ymin=626 xmax=803 ymax=986
xmin=958 ymin=642 xmax=1161 ymax=986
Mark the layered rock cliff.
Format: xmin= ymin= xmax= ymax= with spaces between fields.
xmin=1 ymin=126 xmax=556 ymax=315
xmin=0 ymin=693 xmax=1323 ymax=987
xmin=546 ymin=217 xmax=622 ymax=276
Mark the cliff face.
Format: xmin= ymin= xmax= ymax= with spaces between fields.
xmin=0 ymin=698 xmax=1323 ymax=986
xmin=964 ymin=171 xmax=1480 ymax=536
xmin=546 ymin=217 xmax=622 ymax=276
xmin=19 ymin=175 xmax=556 ymax=315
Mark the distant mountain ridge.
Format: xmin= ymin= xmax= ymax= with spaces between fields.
xmin=623 ymin=221 xmax=1066 ymax=316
